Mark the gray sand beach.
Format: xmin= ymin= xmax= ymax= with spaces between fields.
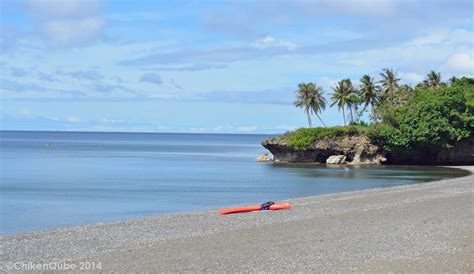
xmin=1 ymin=166 xmax=473 ymax=272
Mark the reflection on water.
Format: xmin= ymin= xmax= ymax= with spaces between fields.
xmin=264 ymin=163 xmax=467 ymax=196
xmin=0 ymin=131 xmax=467 ymax=235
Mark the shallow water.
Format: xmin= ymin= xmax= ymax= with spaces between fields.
xmin=0 ymin=131 xmax=467 ymax=235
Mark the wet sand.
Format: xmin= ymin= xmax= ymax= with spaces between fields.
xmin=1 ymin=166 xmax=473 ymax=272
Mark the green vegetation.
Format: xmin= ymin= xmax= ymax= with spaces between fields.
xmin=378 ymin=80 xmax=474 ymax=152
xmin=416 ymin=70 xmax=445 ymax=89
xmin=281 ymin=125 xmax=374 ymax=150
xmin=289 ymin=71 xmax=474 ymax=152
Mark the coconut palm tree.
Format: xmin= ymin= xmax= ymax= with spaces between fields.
xmin=294 ymin=82 xmax=327 ymax=127
xmin=425 ymin=70 xmax=442 ymax=88
xmin=344 ymin=80 xmax=359 ymax=124
xmin=309 ymin=84 xmax=328 ymax=127
xmin=330 ymin=79 xmax=357 ymax=125
xmin=331 ymin=80 xmax=348 ymax=126
xmin=359 ymin=74 xmax=380 ymax=109
xmin=448 ymin=76 xmax=457 ymax=86
xmin=416 ymin=79 xmax=429 ymax=89
xmin=379 ymin=68 xmax=400 ymax=98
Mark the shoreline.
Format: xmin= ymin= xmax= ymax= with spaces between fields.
xmin=1 ymin=165 xmax=467 ymax=237
xmin=1 ymin=166 xmax=473 ymax=272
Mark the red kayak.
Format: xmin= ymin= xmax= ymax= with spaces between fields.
xmin=218 ymin=201 xmax=291 ymax=215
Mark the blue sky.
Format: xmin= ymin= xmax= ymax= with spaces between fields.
xmin=1 ymin=0 xmax=473 ymax=133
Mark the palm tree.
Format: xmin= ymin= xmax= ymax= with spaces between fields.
xmin=448 ymin=76 xmax=457 ymax=85
xmin=395 ymin=84 xmax=414 ymax=105
xmin=344 ymin=80 xmax=358 ymax=124
xmin=309 ymin=85 xmax=328 ymax=127
xmin=330 ymin=79 xmax=357 ymax=125
xmin=416 ymin=79 xmax=429 ymax=89
xmin=425 ymin=70 xmax=442 ymax=88
xmin=379 ymin=68 xmax=400 ymax=98
xmin=294 ymin=82 xmax=327 ymax=127
xmin=330 ymin=81 xmax=347 ymax=126
xmin=359 ymin=74 xmax=379 ymax=109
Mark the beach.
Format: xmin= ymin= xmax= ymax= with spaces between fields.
xmin=1 ymin=166 xmax=473 ymax=272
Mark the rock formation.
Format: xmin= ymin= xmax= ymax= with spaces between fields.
xmin=261 ymin=135 xmax=473 ymax=165
xmin=262 ymin=135 xmax=386 ymax=165
xmin=256 ymin=153 xmax=272 ymax=162
xmin=326 ymin=155 xmax=347 ymax=164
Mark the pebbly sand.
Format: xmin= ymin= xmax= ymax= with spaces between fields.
xmin=1 ymin=166 xmax=473 ymax=272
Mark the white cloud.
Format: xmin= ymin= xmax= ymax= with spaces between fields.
xmin=100 ymin=118 xmax=123 ymax=124
xmin=327 ymin=0 xmax=398 ymax=16
xmin=26 ymin=0 xmax=101 ymax=18
xmin=16 ymin=108 xmax=35 ymax=118
xmin=40 ymin=17 xmax=105 ymax=46
xmin=236 ymin=126 xmax=258 ymax=132
xmin=67 ymin=116 xmax=81 ymax=122
xmin=184 ymin=124 xmax=298 ymax=134
xmin=443 ymin=52 xmax=474 ymax=74
xmin=14 ymin=108 xmax=59 ymax=121
xmin=409 ymin=29 xmax=474 ymax=47
xmin=399 ymin=72 xmax=424 ymax=84
xmin=25 ymin=0 xmax=105 ymax=46
xmin=409 ymin=31 xmax=447 ymax=46
xmin=109 ymin=11 xmax=163 ymax=22
xmin=296 ymin=0 xmax=398 ymax=17
xmin=186 ymin=124 xmax=259 ymax=133
xmin=315 ymin=76 xmax=338 ymax=91
xmin=253 ymin=35 xmax=296 ymax=50
xmin=270 ymin=124 xmax=298 ymax=131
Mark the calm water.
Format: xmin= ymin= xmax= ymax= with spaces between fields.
xmin=0 ymin=131 xmax=467 ymax=235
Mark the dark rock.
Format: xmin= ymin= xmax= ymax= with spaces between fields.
xmin=386 ymin=139 xmax=474 ymax=165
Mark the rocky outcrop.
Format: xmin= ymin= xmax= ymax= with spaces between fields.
xmin=256 ymin=153 xmax=272 ymax=162
xmin=262 ymin=135 xmax=386 ymax=165
xmin=326 ymin=155 xmax=346 ymax=164
xmin=262 ymin=135 xmax=474 ymax=165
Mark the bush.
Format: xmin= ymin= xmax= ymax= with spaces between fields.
xmin=378 ymin=85 xmax=473 ymax=152
xmin=452 ymin=77 xmax=474 ymax=110
xmin=281 ymin=125 xmax=374 ymax=149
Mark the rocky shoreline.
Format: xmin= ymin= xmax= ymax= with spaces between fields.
xmin=261 ymin=135 xmax=474 ymax=165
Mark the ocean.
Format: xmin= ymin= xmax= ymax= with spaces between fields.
xmin=0 ymin=130 xmax=466 ymax=235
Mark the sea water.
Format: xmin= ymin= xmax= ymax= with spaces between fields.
xmin=0 ymin=130 xmax=467 ymax=235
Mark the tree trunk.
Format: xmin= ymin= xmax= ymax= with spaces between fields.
xmin=306 ymin=109 xmax=312 ymax=128
xmin=342 ymin=107 xmax=346 ymax=126
xmin=315 ymin=113 xmax=326 ymax=127
xmin=349 ymin=105 xmax=354 ymax=124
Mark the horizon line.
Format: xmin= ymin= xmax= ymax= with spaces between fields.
xmin=0 ymin=129 xmax=282 ymax=136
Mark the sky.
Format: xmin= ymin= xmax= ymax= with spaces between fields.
xmin=1 ymin=0 xmax=473 ymax=133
